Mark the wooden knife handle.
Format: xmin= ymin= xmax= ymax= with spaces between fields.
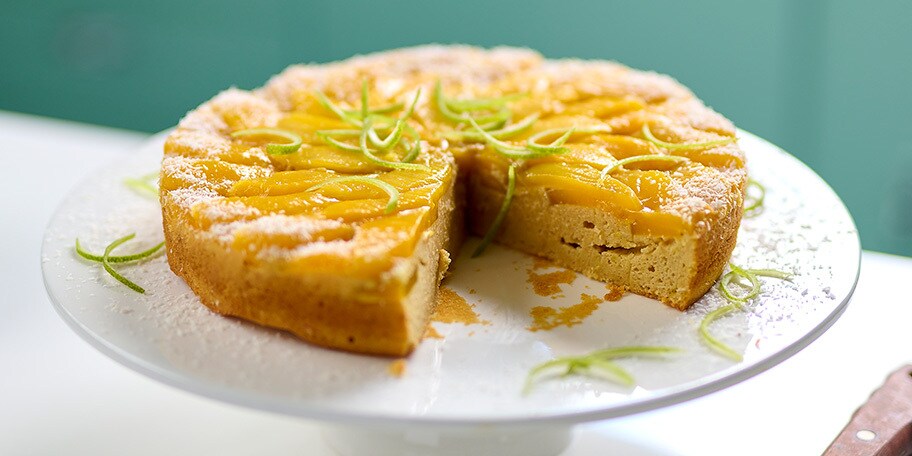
xmin=823 ymin=365 xmax=912 ymax=456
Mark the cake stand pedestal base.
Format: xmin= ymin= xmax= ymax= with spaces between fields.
xmin=322 ymin=423 xmax=573 ymax=456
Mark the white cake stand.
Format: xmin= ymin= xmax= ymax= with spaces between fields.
xmin=42 ymin=130 xmax=859 ymax=456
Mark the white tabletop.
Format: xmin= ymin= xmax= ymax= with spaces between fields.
xmin=2 ymin=110 xmax=909 ymax=455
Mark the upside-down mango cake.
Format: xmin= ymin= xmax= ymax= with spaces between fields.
xmin=160 ymin=45 xmax=746 ymax=356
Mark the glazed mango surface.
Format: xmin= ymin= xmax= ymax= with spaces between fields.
xmin=162 ymin=56 xmax=744 ymax=276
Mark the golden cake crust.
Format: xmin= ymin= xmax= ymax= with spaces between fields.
xmin=161 ymin=45 xmax=746 ymax=355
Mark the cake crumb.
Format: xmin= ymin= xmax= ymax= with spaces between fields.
xmin=468 ymin=288 xmax=477 ymax=294
xmin=604 ymin=284 xmax=625 ymax=301
xmin=432 ymin=286 xmax=490 ymax=325
xmin=527 ymin=269 xmax=577 ymax=296
xmin=528 ymin=293 xmax=604 ymax=331
xmin=424 ymin=324 xmax=443 ymax=339
xmin=388 ymin=359 xmax=406 ymax=378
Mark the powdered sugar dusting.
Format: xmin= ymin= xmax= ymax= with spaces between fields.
xmin=165 ymin=186 xmax=220 ymax=209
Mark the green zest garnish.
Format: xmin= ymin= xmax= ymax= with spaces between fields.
xmin=526 ymin=127 xmax=576 ymax=155
xmin=75 ymin=234 xmax=164 ymax=294
xmin=699 ymin=263 xmax=793 ymax=361
xmin=316 ymin=131 xmax=364 ymax=152
xmin=358 ymin=118 xmax=430 ymax=171
xmin=367 ymin=119 xmax=407 ymax=150
xmin=124 ymin=172 xmax=159 ymax=199
xmin=306 ymin=176 xmax=400 ymax=214
xmin=314 ymin=90 xmax=362 ymax=126
xmin=316 ymin=81 xmax=426 ymax=169
xmin=587 ymin=345 xmax=680 ymax=359
xmin=367 ymin=89 xmax=421 ymax=150
xmin=526 ymin=125 xmax=611 ymax=148
xmin=445 ymin=114 xmax=540 ymax=141
xmin=472 ymin=164 xmax=516 ymax=257
xmin=231 ymin=128 xmax=303 ymax=155
xmin=468 ymin=118 xmax=571 ymax=160
xmin=641 ymin=124 xmax=735 ymax=150
xmin=744 ymin=178 xmax=765 ymax=215
xmin=719 ymin=263 xmax=793 ymax=303
xmin=76 ymin=238 xmax=164 ymax=264
xmin=598 ymin=154 xmax=689 ymax=183
xmin=719 ymin=264 xmax=760 ymax=304
xmin=400 ymin=132 xmax=422 ymax=163
xmin=524 ymin=346 xmax=678 ymax=394
xmin=337 ymin=81 xmax=409 ymax=121
xmin=360 ymin=80 xmax=370 ymax=119
xmin=345 ymin=102 xmax=404 ymax=119
xmin=434 ymin=80 xmax=514 ymax=126
xmin=318 ymin=125 xmax=423 ymax=166
xmin=436 ymin=79 xmax=611 ymax=220
xmin=471 ymin=124 xmax=613 ymax=160
xmin=699 ymin=304 xmax=744 ymax=361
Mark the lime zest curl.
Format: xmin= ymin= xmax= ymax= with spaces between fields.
xmin=467 ymin=118 xmax=571 ymax=160
xmin=76 ymin=238 xmax=164 ymax=264
xmin=358 ymin=118 xmax=430 ymax=171
xmin=744 ymin=178 xmax=766 ymax=215
xmin=641 ymin=123 xmax=735 ymax=150
xmin=445 ymin=114 xmax=540 ymax=141
xmin=314 ymin=90 xmax=362 ymax=126
xmin=344 ymin=102 xmax=404 ymax=119
xmin=306 ymin=175 xmax=400 ymax=214
xmin=472 ymin=164 xmax=516 ymax=257
xmin=719 ymin=263 xmax=793 ymax=303
xmin=719 ymin=263 xmax=759 ymax=303
xmin=318 ymin=126 xmax=422 ymax=164
xmin=75 ymin=234 xmax=163 ymax=294
xmin=699 ymin=304 xmax=744 ymax=361
xmin=316 ymin=81 xmax=425 ymax=168
xmin=699 ymin=263 xmax=793 ymax=361
xmin=433 ymin=80 xmax=514 ymax=126
xmin=587 ymin=345 xmax=680 ymax=359
xmin=360 ymin=80 xmax=370 ymax=119
xmin=316 ymin=131 xmax=364 ymax=153
xmin=231 ymin=128 xmax=303 ymax=155
xmin=367 ymin=89 xmax=421 ymax=150
xmin=124 ymin=171 xmax=159 ymax=199
xmin=525 ymin=125 xmax=611 ymax=149
xmin=335 ymin=81 xmax=406 ymax=120
xmin=526 ymin=126 xmax=576 ymax=155
xmin=598 ymin=154 xmax=689 ymax=184
xmin=464 ymin=123 xmax=618 ymax=163
xmin=524 ymin=346 xmax=679 ymax=395
xmin=746 ymin=268 xmax=793 ymax=281
xmin=400 ymin=132 xmax=422 ymax=163
xmin=102 ymin=235 xmax=147 ymax=293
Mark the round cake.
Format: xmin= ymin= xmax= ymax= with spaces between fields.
xmin=160 ymin=45 xmax=746 ymax=356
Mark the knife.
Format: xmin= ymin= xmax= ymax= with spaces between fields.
xmin=823 ymin=364 xmax=912 ymax=456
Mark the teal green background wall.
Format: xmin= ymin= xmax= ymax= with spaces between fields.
xmin=2 ymin=0 xmax=909 ymax=256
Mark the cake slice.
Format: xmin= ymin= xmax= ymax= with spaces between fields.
xmin=160 ymin=45 xmax=746 ymax=356
xmin=458 ymin=60 xmax=746 ymax=309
